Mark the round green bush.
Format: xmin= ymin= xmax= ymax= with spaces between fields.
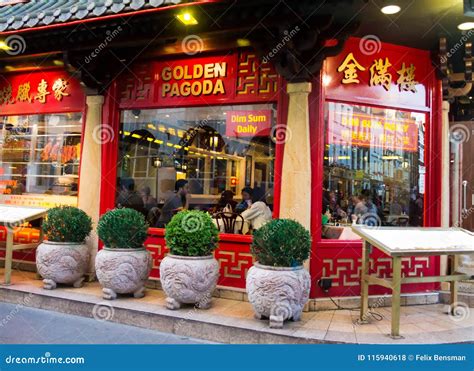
xmin=165 ymin=210 xmax=219 ymax=256
xmin=42 ymin=206 xmax=92 ymax=243
xmin=251 ymin=219 xmax=311 ymax=267
xmin=97 ymin=208 xmax=148 ymax=249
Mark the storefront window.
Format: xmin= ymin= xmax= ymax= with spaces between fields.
xmin=117 ymin=104 xmax=276 ymax=233
xmin=322 ymin=102 xmax=425 ymax=240
xmin=0 ymin=113 xmax=82 ymax=207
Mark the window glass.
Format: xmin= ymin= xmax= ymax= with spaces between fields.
xmin=118 ymin=104 xmax=276 ymax=233
xmin=322 ymin=102 xmax=425 ymax=240
xmin=0 ymin=113 xmax=82 ymax=207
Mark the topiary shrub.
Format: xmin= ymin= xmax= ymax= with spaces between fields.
xmin=251 ymin=219 xmax=311 ymax=267
xmin=97 ymin=208 xmax=148 ymax=249
xmin=42 ymin=206 xmax=92 ymax=243
xmin=165 ymin=210 xmax=219 ymax=256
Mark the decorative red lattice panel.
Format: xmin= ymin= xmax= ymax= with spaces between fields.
xmin=145 ymin=228 xmax=253 ymax=289
xmin=311 ymin=241 xmax=439 ymax=297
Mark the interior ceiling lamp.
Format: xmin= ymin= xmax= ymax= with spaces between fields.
xmin=458 ymin=22 xmax=474 ymax=30
xmin=176 ymin=11 xmax=198 ymax=26
xmin=381 ymin=4 xmax=401 ymax=14
xmin=0 ymin=41 xmax=11 ymax=51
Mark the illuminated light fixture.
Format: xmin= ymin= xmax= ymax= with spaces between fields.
xmin=53 ymin=60 xmax=64 ymax=67
xmin=131 ymin=133 xmax=142 ymax=139
xmin=0 ymin=41 xmax=10 ymax=51
xmin=458 ymin=22 xmax=474 ymax=30
xmin=382 ymin=155 xmax=400 ymax=160
xmin=322 ymin=74 xmax=332 ymax=87
xmin=176 ymin=12 xmax=198 ymax=25
xmin=337 ymin=156 xmax=351 ymax=160
xmin=381 ymin=5 xmax=401 ymax=14
xmin=237 ymin=38 xmax=251 ymax=47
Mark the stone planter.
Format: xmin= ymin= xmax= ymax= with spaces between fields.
xmin=95 ymin=248 xmax=152 ymax=300
xmin=246 ymin=263 xmax=310 ymax=328
xmin=160 ymin=254 xmax=219 ymax=310
xmin=36 ymin=241 xmax=89 ymax=290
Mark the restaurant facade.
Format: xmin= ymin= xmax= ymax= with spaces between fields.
xmin=0 ymin=0 xmax=448 ymax=300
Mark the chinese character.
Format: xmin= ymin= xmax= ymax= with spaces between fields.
xmin=369 ymin=58 xmax=392 ymax=91
xmin=0 ymin=84 xmax=14 ymax=105
xmin=35 ymin=79 xmax=50 ymax=104
xmin=52 ymin=78 xmax=70 ymax=101
xmin=397 ymin=63 xmax=418 ymax=92
xmin=337 ymin=53 xmax=366 ymax=84
xmin=16 ymin=82 xmax=32 ymax=103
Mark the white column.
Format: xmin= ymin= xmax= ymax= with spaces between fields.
xmin=78 ymin=95 xmax=104 ymax=279
xmin=279 ymin=82 xmax=312 ymax=231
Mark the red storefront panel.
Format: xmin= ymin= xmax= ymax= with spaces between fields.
xmin=0 ymin=70 xmax=85 ymax=115
xmin=117 ymin=50 xmax=280 ymax=109
xmin=310 ymin=37 xmax=441 ymax=298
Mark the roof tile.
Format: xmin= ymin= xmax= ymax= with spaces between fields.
xmin=0 ymin=0 xmax=185 ymax=32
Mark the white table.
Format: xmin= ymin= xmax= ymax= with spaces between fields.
xmin=352 ymin=226 xmax=474 ymax=339
xmin=0 ymin=205 xmax=47 ymax=285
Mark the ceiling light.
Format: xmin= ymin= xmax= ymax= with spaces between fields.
xmin=458 ymin=22 xmax=474 ymax=30
xmin=0 ymin=41 xmax=10 ymax=51
xmin=381 ymin=5 xmax=401 ymax=14
xmin=176 ymin=12 xmax=198 ymax=26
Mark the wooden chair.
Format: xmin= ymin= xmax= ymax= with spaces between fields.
xmin=214 ymin=212 xmax=245 ymax=234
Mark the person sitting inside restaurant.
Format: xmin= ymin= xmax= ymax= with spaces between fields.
xmin=117 ymin=178 xmax=146 ymax=215
xmin=323 ymin=191 xmax=347 ymax=221
xmin=141 ymin=186 xmax=158 ymax=212
xmin=241 ymin=187 xmax=272 ymax=231
xmin=210 ymin=190 xmax=238 ymax=214
xmin=235 ymin=187 xmax=253 ymax=213
xmin=156 ymin=179 xmax=189 ymax=227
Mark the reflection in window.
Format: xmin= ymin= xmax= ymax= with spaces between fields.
xmin=0 ymin=113 xmax=82 ymax=202
xmin=117 ymin=104 xmax=276 ymax=233
xmin=322 ymin=102 xmax=425 ymax=240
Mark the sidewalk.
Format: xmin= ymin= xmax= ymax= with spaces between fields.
xmin=1 ymin=269 xmax=473 ymax=344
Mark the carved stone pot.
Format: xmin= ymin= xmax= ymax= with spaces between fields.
xmin=246 ymin=263 xmax=310 ymax=328
xmin=95 ymin=248 xmax=152 ymax=300
xmin=36 ymin=241 xmax=89 ymax=290
xmin=160 ymin=254 xmax=219 ymax=310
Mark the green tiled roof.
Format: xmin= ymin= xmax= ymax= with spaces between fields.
xmin=0 ymin=0 xmax=184 ymax=32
